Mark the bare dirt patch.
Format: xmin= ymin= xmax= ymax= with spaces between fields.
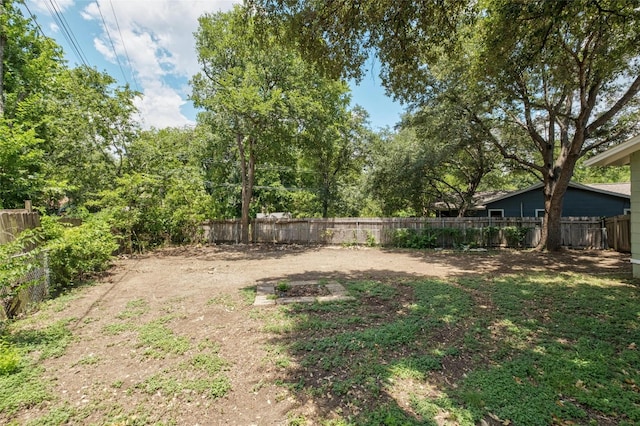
xmin=5 ymin=245 xmax=631 ymax=425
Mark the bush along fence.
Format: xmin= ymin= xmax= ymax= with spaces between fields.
xmin=1 ymin=212 xmax=117 ymax=319
xmin=0 ymin=206 xmax=47 ymax=319
xmin=204 ymin=217 xmax=607 ymax=249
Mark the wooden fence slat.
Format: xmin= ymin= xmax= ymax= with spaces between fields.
xmin=206 ymin=217 xmax=608 ymax=249
xmin=0 ymin=210 xmax=41 ymax=245
xmin=604 ymin=214 xmax=630 ymax=252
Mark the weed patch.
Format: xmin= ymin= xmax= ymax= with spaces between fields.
xmin=263 ymin=274 xmax=640 ymax=424
xmin=0 ymin=320 xmax=73 ymax=419
xmin=137 ymin=319 xmax=190 ymax=358
xmin=137 ymin=346 xmax=231 ymax=400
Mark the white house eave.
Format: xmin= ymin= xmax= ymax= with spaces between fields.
xmin=584 ymin=134 xmax=640 ymax=167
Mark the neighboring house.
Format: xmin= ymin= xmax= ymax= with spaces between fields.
xmin=435 ymin=182 xmax=630 ymax=218
xmin=585 ymin=134 xmax=640 ymax=277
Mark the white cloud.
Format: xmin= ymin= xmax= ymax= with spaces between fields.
xmin=134 ymin=81 xmax=194 ymax=129
xmin=82 ymin=0 xmax=239 ymax=129
xmin=30 ymin=0 xmax=74 ymax=13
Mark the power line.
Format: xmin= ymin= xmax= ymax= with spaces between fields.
xmin=20 ymin=1 xmax=46 ymax=38
xmin=108 ymin=0 xmax=140 ymax=92
xmin=95 ymin=0 xmax=129 ymax=86
xmin=43 ymin=0 xmax=90 ymax=67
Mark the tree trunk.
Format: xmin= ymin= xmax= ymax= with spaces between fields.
xmin=321 ymin=174 xmax=330 ymax=218
xmin=537 ymin=156 xmax=578 ymax=251
xmin=539 ymin=185 xmax=565 ymax=250
xmin=237 ymin=134 xmax=255 ymax=244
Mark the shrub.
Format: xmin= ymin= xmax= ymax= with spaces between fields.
xmin=0 ymin=340 xmax=21 ymax=375
xmin=483 ymin=226 xmax=500 ymax=247
xmin=504 ymin=226 xmax=532 ymax=248
xmin=43 ymin=214 xmax=118 ymax=289
xmin=391 ymin=228 xmax=437 ymax=249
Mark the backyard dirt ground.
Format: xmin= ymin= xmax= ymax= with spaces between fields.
xmin=9 ymin=245 xmax=631 ymax=425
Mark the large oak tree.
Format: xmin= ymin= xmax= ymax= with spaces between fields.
xmin=255 ymin=0 xmax=640 ymax=250
xmin=191 ymin=5 xmax=355 ymax=241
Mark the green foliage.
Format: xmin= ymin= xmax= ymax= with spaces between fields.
xmin=137 ymin=345 xmax=231 ymax=400
xmin=345 ymin=280 xmax=397 ymax=301
xmin=88 ymin=127 xmax=211 ymax=252
xmin=0 ymin=231 xmax=39 ymax=291
xmin=0 ymin=340 xmax=21 ymax=376
xmin=0 ymin=319 xmax=73 ymax=416
xmin=258 ymin=0 xmax=640 ymax=250
xmin=192 ymin=5 xmax=371 ymax=236
xmin=483 ymin=226 xmax=500 ymax=247
xmin=364 ymin=231 xmax=377 ymax=247
xmin=137 ymin=319 xmax=191 ymax=359
xmin=0 ymin=121 xmax=45 ymax=208
xmin=391 ymin=228 xmax=437 ymax=249
xmin=503 ymin=226 xmax=531 ymax=248
xmin=43 ymin=214 xmax=118 ymax=289
xmin=455 ymin=273 xmax=640 ymax=424
xmin=276 ymin=280 xmax=291 ymax=293
xmin=390 ymin=227 xmax=481 ymax=249
xmin=41 ymin=66 xmax=140 ymax=209
xmin=0 ymin=364 xmax=50 ymax=416
xmin=257 ymin=271 xmax=640 ymax=424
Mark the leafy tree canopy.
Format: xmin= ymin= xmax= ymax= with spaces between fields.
xmin=255 ymin=0 xmax=640 ymax=249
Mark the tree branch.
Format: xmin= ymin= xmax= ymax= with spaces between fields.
xmin=586 ymin=75 xmax=640 ymax=135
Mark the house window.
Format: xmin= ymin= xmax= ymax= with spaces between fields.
xmin=535 ymin=209 xmax=545 ymax=218
xmin=488 ymin=209 xmax=504 ymax=218
xmin=624 ymin=208 xmax=631 ymax=215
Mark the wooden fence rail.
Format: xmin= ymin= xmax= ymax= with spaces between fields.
xmin=204 ymin=217 xmax=606 ymax=249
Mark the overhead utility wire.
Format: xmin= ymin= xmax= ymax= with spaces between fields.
xmin=108 ymin=0 xmax=140 ymax=92
xmin=43 ymin=0 xmax=90 ymax=67
xmin=95 ymin=0 xmax=129 ymax=86
xmin=21 ymin=1 xmax=46 ymax=38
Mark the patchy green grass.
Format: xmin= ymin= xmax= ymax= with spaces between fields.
xmin=1 ymin=306 xmax=230 ymax=425
xmin=454 ymin=273 xmax=640 ymax=425
xmin=116 ymin=298 xmax=149 ymax=320
xmin=207 ymin=293 xmax=237 ymax=310
xmin=0 ymin=319 xmax=74 ymax=417
xmin=2 ymin=262 xmax=639 ymax=425
xmin=266 ymin=274 xmax=640 ymax=425
xmin=137 ymin=347 xmax=231 ymax=400
xmin=137 ymin=317 xmax=190 ymax=359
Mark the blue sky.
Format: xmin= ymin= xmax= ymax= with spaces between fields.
xmin=22 ymin=0 xmax=405 ymax=130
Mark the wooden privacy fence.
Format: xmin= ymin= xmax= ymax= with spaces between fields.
xmin=0 ymin=207 xmax=47 ymax=319
xmin=204 ymin=217 xmax=606 ymax=249
xmin=604 ymin=215 xmax=631 ymax=252
xmin=0 ymin=209 xmax=40 ymax=244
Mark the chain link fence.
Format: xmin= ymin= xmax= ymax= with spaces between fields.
xmin=0 ymin=250 xmax=49 ymax=319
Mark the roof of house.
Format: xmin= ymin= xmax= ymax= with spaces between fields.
xmin=433 ymin=190 xmax=509 ymax=211
xmin=584 ymin=182 xmax=631 ymax=196
xmin=482 ymin=181 xmax=630 ymax=205
xmin=584 ymin=134 xmax=640 ymax=167
xmin=434 ymin=181 xmax=630 ymax=211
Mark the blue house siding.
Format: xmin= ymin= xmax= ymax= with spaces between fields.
xmin=479 ymin=186 xmax=630 ymax=218
xmin=562 ymin=188 xmax=629 ymax=217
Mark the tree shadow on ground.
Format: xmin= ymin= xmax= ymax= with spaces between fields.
xmin=378 ymin=247 xmax=631 ymax=277
xmin=150 ymin=242 xmax=325 ymax=261
xmin=253 ymin=267 xmax=640 ymax=425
